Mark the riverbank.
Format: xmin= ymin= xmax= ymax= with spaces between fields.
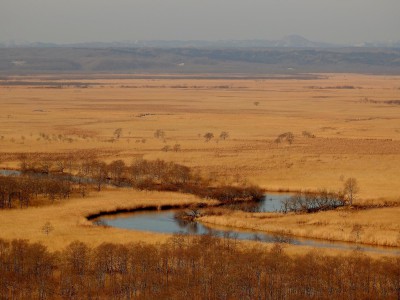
xmin=0 ymin=186 xmax=398 ymax=256
xmin=198 ymin=206 xmax=400 ymax=248
xmin=0 ymin=188 xmax=209 ymax=251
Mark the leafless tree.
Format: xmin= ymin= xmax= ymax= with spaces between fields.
xmin=275 ymin=132 xmax=295 ymax=144
xmin=154 ymin=129 xmax=166 ymax=139
xmin=42 ymin=222 xmax=54 ymax=236
xmin=161 ymin=145 xmax=171 ymax=152
xmin=204 ymin=132 xmax=214 ymax=142
xmin=219 ymin=131 xmax=229 ymax=140
xmin=113 ymin=128 xmax=123 ymax=139
xmin=108 ymin=160 xmax=126 ymax=185
xmin=343 ymin=177 xmax=360 ymax=206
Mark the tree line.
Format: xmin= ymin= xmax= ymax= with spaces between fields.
xmin=79 ymin=156 xmax=261 ymax=201
xmin=0 ymin=155 xmax=263 ymax=209
xmin=0 ymin=236 xmax=398 ymax=299
xmin=0 ymin=175 xmax=79 ymax=209
xmin=2 ymin=152 xmax=361 ymax=211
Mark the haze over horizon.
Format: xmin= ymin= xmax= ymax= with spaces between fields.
xmin=1 ymin=0 xmax=399 ymax=45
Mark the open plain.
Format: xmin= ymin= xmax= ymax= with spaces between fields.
xmin=1 ymin=73 xmax=400 ymax=251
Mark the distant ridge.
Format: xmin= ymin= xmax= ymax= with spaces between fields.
xmin=1 ymin=46 xmax=400 ymax=75
xmin=1 ymin=35 xmax=399 ymax=49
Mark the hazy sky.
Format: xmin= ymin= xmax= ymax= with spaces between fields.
xmin=1 ymin=0 xmax=399 ymax=44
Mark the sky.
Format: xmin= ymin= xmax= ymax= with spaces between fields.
xmin=1 ymin=0 xmax=399 ymax=44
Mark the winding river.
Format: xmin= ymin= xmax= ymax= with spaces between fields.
xmin=1 ymin=169 xmax=399 ymax=255
xmin=96 ymin=194 xmax=400 ymax=256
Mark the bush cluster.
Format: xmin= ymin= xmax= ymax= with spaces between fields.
xmin=282 ymin=190 xmax=346 ymax=213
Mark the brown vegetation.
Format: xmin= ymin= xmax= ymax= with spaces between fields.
xmin=3 ymin=154 xmax=263 ymax=207
xmin=0 ymin=176 xmax=77 ymax=208
xmin=282 ymin=190 xmax=346 ymax=213
xmin=0 ymin=236 xmax=399 ymax=299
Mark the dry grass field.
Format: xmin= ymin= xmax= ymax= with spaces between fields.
xmin=200 ymin=205 xmax=400 ymax=247
xmin=0 ymin=188 xmax=205 ymax=251
xmin=1 ymin=73 xmax=399 ymax=201
xmin=0 ymin=73 xmax=399 ymax=253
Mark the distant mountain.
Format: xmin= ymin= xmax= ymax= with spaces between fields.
xmin=273 ymin=35 xmax=333 ymax=48
xmin=1 ymin=47 xmax=400 ymax=75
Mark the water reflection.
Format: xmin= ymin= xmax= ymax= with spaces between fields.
xmin=97 ymin=209 xmax=400 ymax=255
xmin=229 ymin=193 xmax=290 ymax=213
xmin=0 ymin=169 xmax=21 ymax=176
xmin=175 ymin=218 xmax=203 ymax=234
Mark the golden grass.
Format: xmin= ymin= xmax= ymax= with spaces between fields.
xmin=0 ymin=188 xmax=208 ymax=251
xmin=0 ymin=73 xmax=399 ymax=255
xmin=199 ymin=206 xmax=400 ymax=247
xmin=1 ymin=74 xmax=399 ymax=202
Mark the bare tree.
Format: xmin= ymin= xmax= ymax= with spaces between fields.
xmin=42 ymin=222 xmax=54 ymax=236
xmin=154 ymin=129 xmax=166 ymax=139
xmin=275 ymin=132 xmax=295 ymax=144
xmin=343 ymin=177 xmax=360 ymax=206
xmin=113 ymin=128 xmax=123 ymax=139
xmin=204 ymin=132 xmax=214 ymax=142
xmin=91 ymin=160 xmax=108 ymax=191
xmin=219 ymin=131 xmax=229 ymax=140
xmin=108 ymin=160 xmax=126 ymax=186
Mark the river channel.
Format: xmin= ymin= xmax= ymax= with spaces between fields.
xmin=1 ymin=169 xmax=399 ymax=255
xmin=96 ymin=194 xmax=400 ymax=256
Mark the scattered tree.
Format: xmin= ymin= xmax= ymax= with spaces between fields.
xmin=275 ymin=132 xmax=295 ymax=144
xmin=113 ymin=128 xmax=122 ymax=139
xmin=42 ymin=222 xmax=54 ymax=235
xmin=154 ymin=129 xmax=166 ymax=139
xmin=204 ymin=132 xmax=214 ymax=142
xmin=219 ymin=131 xmax=229 ymax=140
xmin=343 ymin=177 xmax=359 ymax=206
